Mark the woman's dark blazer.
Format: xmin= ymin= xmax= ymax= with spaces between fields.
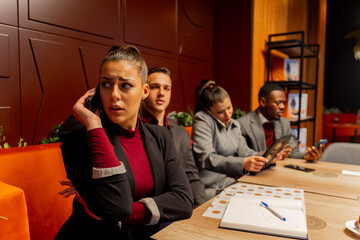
xmin=55 ymin=114 xmax=193 ymax=240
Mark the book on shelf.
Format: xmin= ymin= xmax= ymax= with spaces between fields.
xmin=220 ymin=193 xmax=308 ymax=239
xmin=291 ymin=128 xmax=307 ymax=153
xmin=270 ymin=57 xmax=299 ymax=81
xmin=286 ymin=93 xmax=308 ymax=120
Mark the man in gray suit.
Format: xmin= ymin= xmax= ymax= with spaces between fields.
xmin=141 ymin=66 xmax=206 ymax=208
xmin=238 ymin=83 xmax=322 ymax=161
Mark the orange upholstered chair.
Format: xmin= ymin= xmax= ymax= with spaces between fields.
xmin=0 ymin=143 xmax=73 ymax=240
xmin=183 ymin=126 xmax=193 ymax=146
xmin=0 ymin=181 xmax=30 ymax=240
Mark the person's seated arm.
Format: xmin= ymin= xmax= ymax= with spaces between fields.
xmin=281 ymin=119 xmax=322 ymax=160
xmin=179 ymin=128 xmax=207 ymax=208
xmin=58 ymin=179 xmax=152 ymax=224
xmin=192 ymin=112 xmax=266 ymax=178
xmin=288 ymin=142 xmax=323 ymax=160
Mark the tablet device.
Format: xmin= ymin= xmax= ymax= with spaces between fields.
xmin=262 ymin=134 xmax=292 ymax=169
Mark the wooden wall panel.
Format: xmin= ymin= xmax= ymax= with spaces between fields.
xmin=19 ymin=0 xmax=120 ymax=45
xmin=213 ymin=0 xmax=252 ymax=112
xmin=252 ymin=0 xmax=326 ymax=145
xmin=0 ymin=0 xmax=18 ymax=26
xmin=0 ymin=24 xmax=20 ymax=146
xmin=0 ymin=33 xmax=10 ymax=77
xmin=179 ymin=61 xmax=212 ymax=111
xmin=79 ymin=46 xmax=110 ymax=89
xmin=252 ymin=0 xmax=309 ymax=109
xmin=20 ymin=29 xmax=109 ymax=144
xmin=178 ymin=0 xmax=213 ymax=62
xmin=1 ymin=0 xmax=214 ymax=145
xmin=124 ymin=0 xmax=176 ymax=53
xmin=29 ymin=0 xmax=118 ymax=39
xmin=309 ymin=0 xmax=327 ymax=142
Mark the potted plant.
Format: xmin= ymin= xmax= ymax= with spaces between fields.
xmin=0 ymin=122 xmax=62 ymax=149
xmin=232 ymin=107 xmax=246 ymax=120
xmin=0 ymin=125 xmax=27 ymax=149
xmin=40 ymin=123 xmax=62 ymax=144
xmin=167 ymin=111 xmax=193 ymax=137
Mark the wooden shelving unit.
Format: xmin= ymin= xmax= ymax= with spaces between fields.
xmin=266 ymin=31 xmax=319 ymax=145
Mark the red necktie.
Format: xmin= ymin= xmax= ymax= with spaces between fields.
xmin=263 ymin=122 xmax=274 ymax=148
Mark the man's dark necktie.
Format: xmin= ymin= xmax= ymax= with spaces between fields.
xmin=263 ymin=122 xmax=274 ymax=148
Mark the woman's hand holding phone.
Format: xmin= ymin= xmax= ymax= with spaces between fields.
xmin=73 ymin=88 xmax=102 ymax=131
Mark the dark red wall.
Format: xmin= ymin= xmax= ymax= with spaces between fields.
xmin=213 ymin=0 xmax=252 ymax=112
xmin=0 ymin=0 xmax=214 ymax=146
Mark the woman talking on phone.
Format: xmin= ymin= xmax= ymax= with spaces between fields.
xmin=55 ymin=46 xmax=193 ymax=240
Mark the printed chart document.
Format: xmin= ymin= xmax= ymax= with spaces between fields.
xmin=220 ymin=194 xmax=308 ymax=239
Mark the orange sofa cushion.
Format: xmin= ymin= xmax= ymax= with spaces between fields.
xmin=0 ymin=181 xmax=30 ymax=240
xmin=0 ymin=143 xmax=73 ymax=240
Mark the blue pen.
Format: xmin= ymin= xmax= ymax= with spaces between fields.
xmin=261 ymin=201 xmax=286 ymax=221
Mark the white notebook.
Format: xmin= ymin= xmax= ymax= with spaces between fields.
xmin=220 ymin=194 xmax=308 ymax=239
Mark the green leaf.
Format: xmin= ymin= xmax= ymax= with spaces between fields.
xmin=232 ymin=107 xmax=246 ymax=119
xmin=18 ymin=138 xmax=24 ymax=147
xmin=167 ymin=111 xmax=193 ymax=126
xmin=40 ymin=122 xmax=63 ymax=144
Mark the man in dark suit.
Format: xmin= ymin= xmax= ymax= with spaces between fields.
xmin=238 ymin=83 xmax=322 ymax=161
xmin=141 ymin=66 xmax=206 ymax=208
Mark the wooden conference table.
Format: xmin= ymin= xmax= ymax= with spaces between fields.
xmin=240 ymin=158 xmax=360 ymax=200
xmin=151 ymin=159 xmax=360 ymax=239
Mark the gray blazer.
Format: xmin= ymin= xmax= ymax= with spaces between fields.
xmin=192 ymin=111 xmax=259 ymax=199
xmin=237 ymin=109 xmax=305 ymax=159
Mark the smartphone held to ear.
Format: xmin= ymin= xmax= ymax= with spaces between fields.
xmin=314 ymin=139 xmax=327 ymax=149
xmin=85 ymin=86 xmax=101 ymax=112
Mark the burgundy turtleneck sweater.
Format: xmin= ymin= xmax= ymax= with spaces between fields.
xmin=87 ymin=121 xmax=153 ymax=223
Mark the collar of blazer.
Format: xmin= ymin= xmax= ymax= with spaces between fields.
xmin=206 ymin=110 xmax=237 ymax=129
xmin=250 ymin=109 xmax=267 ymax=151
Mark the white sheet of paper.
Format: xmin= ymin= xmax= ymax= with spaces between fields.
xmin=342 ymin=170 xmax=360 ymax=176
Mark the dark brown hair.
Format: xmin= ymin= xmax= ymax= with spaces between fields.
xmin=199 ymin=83 xmax=229 ymax=111
xmin=148 ymin=66 xmax=171 ymax=80
xmin=194 ymin=79 xmax=217 ymax=113
xmin=100 ymin=45 xmax=148 ymax=83
xmin=258 ymin=83 xmax=284 ymax=101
